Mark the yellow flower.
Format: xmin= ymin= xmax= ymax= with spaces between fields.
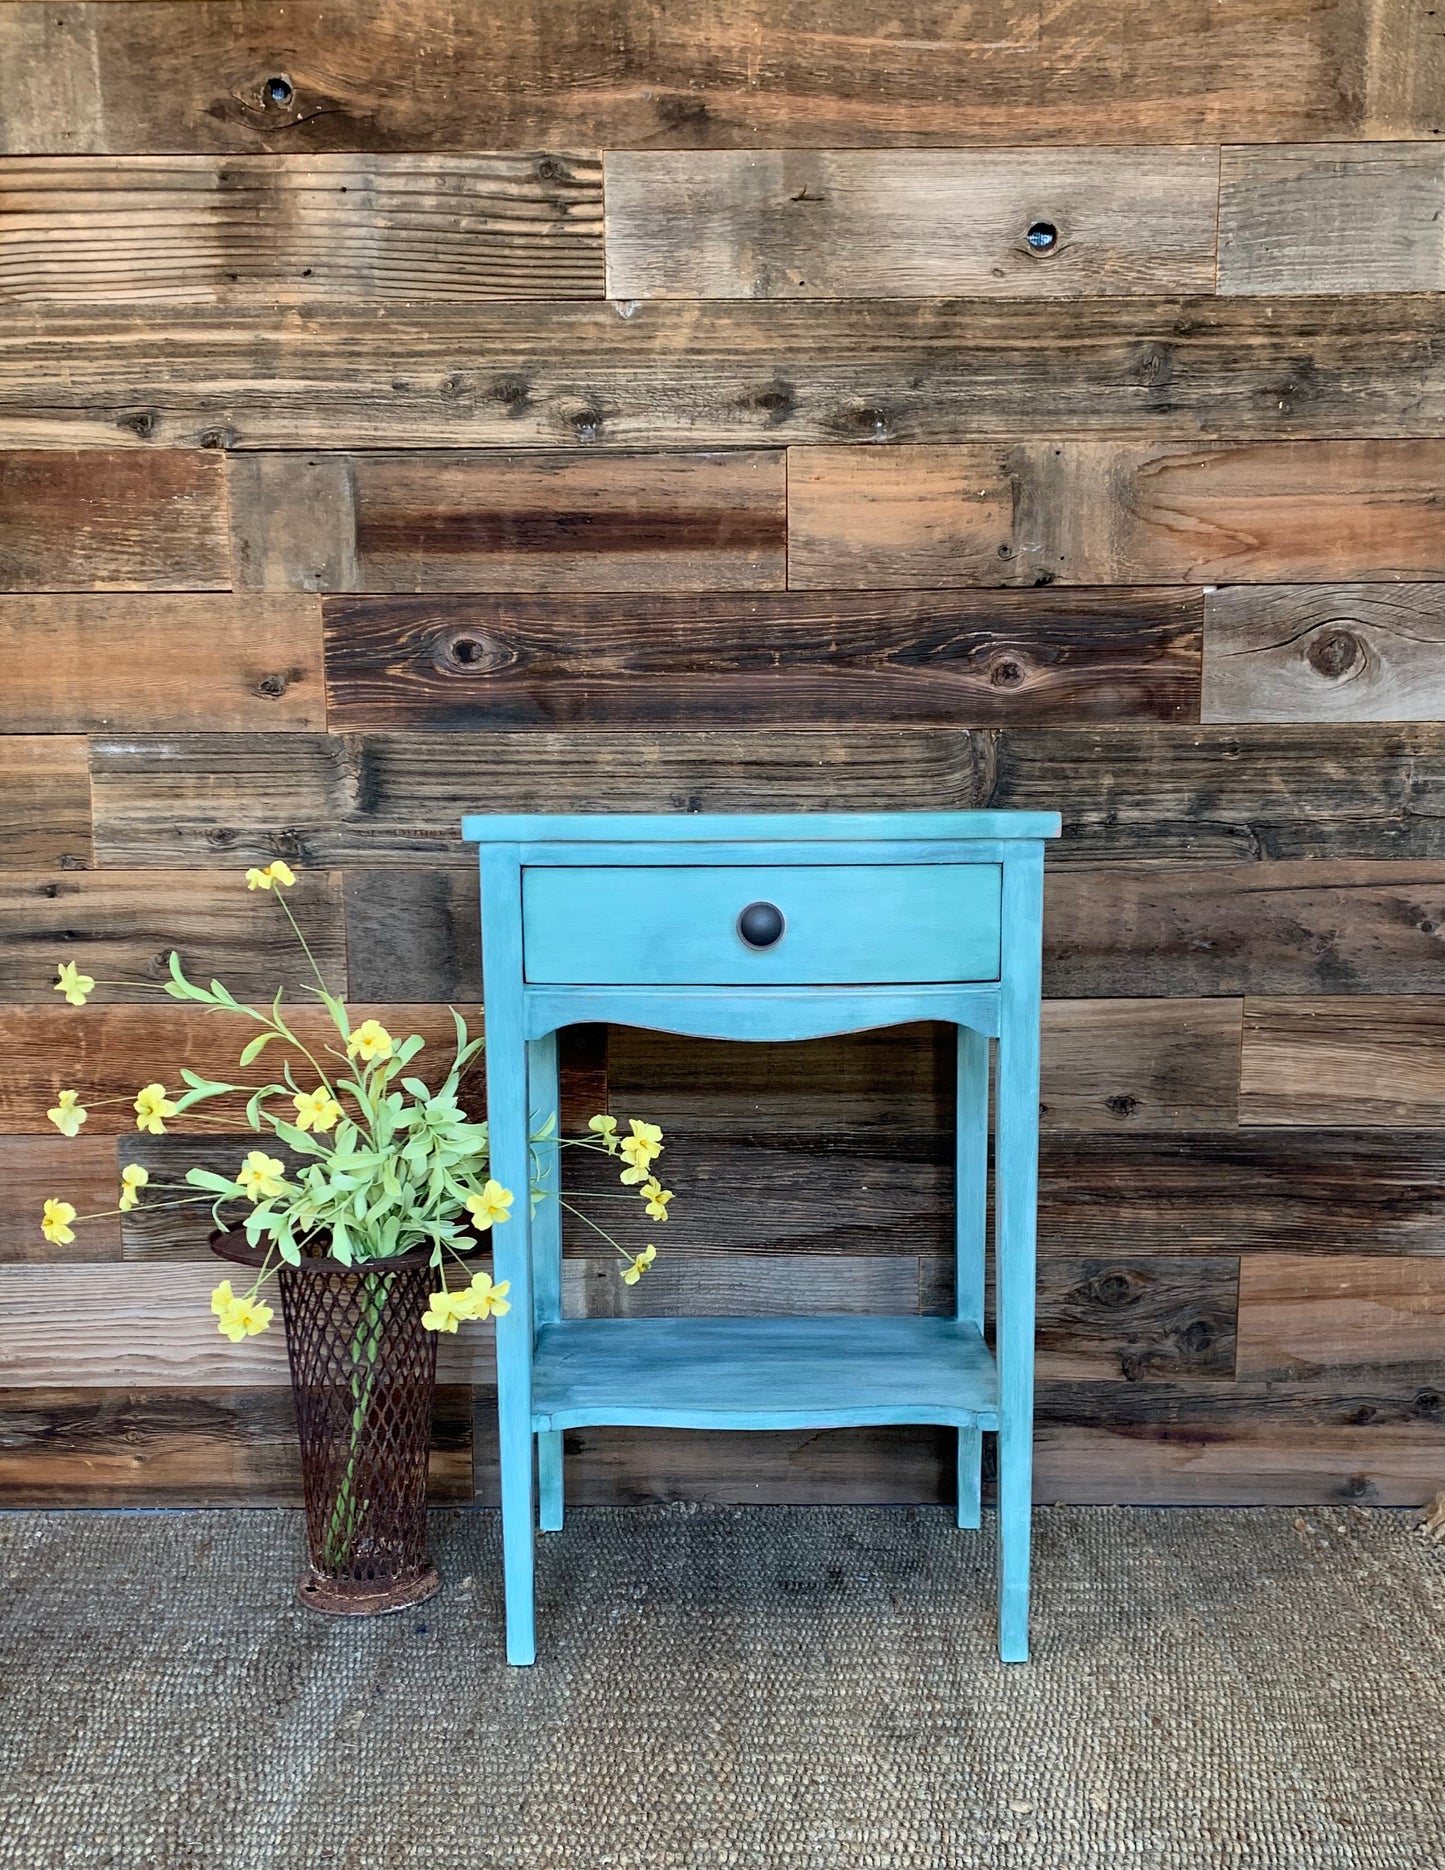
xmin=46 ymin=1089 xmax=88 ymax=1138
xmin=118 ymin=1163 xmax=148 ymax=1212
xmin=640 ymin=1177 xmax=673 ymax=1223
xmin=41 ymin=1197 xmax=77 ymax=1246
xmin=236 ymin=1150 xmax=286 ymax=1203
xmin=618 ymin=1118 xmax=664 ymax=1180
xmin=463 ymin=1273 xmax=511 ymax=1320
xmin=245 ymin=861 xmax=296 ymax=891
xmin=292 ymin=1086 xmax=343 ymax=1133
xmin=53 ymin=961 xmax=95 ymax=1007
xmin=421 ymin=1288 xmax=471 ymax=1334
xmin=347 ymin=1018 xmax=393 ymax=1063
xmin=465 ymin=1180 xmax=514 ymax=1231
xmin=133 ymin=1082 xmax=177 ymax=1135
xmin=587 ymin=1113 xmax=619 ymax=1154
xmin=620 ymin=1244 xmax=657 ymax=1287
xmin=211 ymin=1279 xmax=236 ymax=1317
xmin=216 ymin=1293 xmax=273 ymax=1342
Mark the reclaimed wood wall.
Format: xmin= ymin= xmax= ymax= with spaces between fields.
xmin=2 ymin=0 xmax=1444 ymax=1510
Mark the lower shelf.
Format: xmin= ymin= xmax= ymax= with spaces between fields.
xmin=529 ymin=1315 xmax=998 ymax=1432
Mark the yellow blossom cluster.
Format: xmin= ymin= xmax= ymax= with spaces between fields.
xmin=211 ymin=1279 xmax=274 ymax=1342
xmin=587 ymin=1115 xmax=671 ymax=1280
xmin=245 ymin=861 xmax=296 ymax=891
xmin=422 ymin=1272 xmax=511 ymax=1333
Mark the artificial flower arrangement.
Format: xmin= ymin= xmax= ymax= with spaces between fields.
xmin=40 ymin=860 xmax=675 ymax=1325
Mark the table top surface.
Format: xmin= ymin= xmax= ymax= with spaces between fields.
xmin=463 ymin=810 xmax=1062 ymax=845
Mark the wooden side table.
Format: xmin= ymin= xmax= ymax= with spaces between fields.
xmin=464 ymin=810 xmax=1061 ymax=1665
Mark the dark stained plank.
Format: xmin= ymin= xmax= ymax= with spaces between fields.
xmin=0 ymin=594 xmax=323 ymax=732
xmin=0 ymin=450 xmax=229 ymax=590
xmin=0 ymin=1003 xmax=482 ymax=1134
xmin=89 ymin=726 xmax=1445 ymax=870
xmin=1040 ymin=1130 xmax=1445 ymax=1258
xmin=1013 ymin=1256 xmax=1237 ymax=1382
xmin=0 ymin=738 xmax=91 ymax=871
xmin=343 ymin=868 xmax=481 ymax=1002
xmin=0 ymin=154 xmax=604 ymax=304
xmin=1040 ymin=999 xmax=1241 ymax=1132
xmin=230 ymin=450 xmax=787 ymax=593
xmin=1219 ymin=145 xmax=1445 ymax=296
xmin=0 ymin=1136 xmax=122 ymax=1262
xmin=1046 ymin=861 xmax=1445 ymax=997
xmin=790 ymin=441 xmax=1445 ymax=589
xmin=5 ymin=297 xmax=1445 ymax=450
xmin=1202 ymin=585 xmax=1445 ymax=724
xmin=321 ymin=589 xmax=1203 ymax=730
xmin=1236 ymin=1254 xmax=1445 ymax=1381
xmin=0 ymin=1 xmax=1414 ymax=155
xmin=1034 ymin=1379 xmax=1445 ymax=1505
xmin=0 ymin=1387 xmax=473 ymax=1505
xmin=0 ymin=868 xmax=347 ymax=1002
xmin=1241 ymin=997 xmax=1445 ymax=1127
xmin=605 ymin=149 xmax=1219 ymax=299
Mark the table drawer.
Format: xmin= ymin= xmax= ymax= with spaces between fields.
xmin=521 ymin=863 xmax=1002 ymax=985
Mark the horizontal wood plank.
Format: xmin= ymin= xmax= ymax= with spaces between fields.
xmin=1241 ymin=997 xmax=1445 ymax=1127
xmin=606 ymin=149 xmax=1220 ymax=299
xmin=0 ymin=1386 xmax=473 ymax=1505
xmin=1202 ymin=585 xmax=1445 ymax=724
xmin=0 ymin=1136 xmax=121 ymax=1262
xmin=230 ymin=450 xmax=787 ymax=593
xmin=322 ymin=589 xmax=1203 ymax=730
xmin=0 ymin=1002 xmax=482 ymax=1136
xmin=1236 ymin=1254 xmax=1445 ymax=1381
xmin=790 ymin=441 xmax=1445 ymax=589
xmin=91 ymin=727 xmax=1445 ymax=870
xmin=0 ymin=594 xmax=323 ymax=731
xmin=1040 ymin=999 xmax=1241 ymax=1132
xmin=4 ymin=297 xmax=1445 ymax=450
xmin=0 ymin=450 xmax=229 ymax=589
xmin=0 ymin=738 xmax=91 ymax=871
xmin=1219 ymin=144 xmax=1445 ymax=296
xmin=1046 ymin=861 xmax=1445 ymax=997
xmin=0 ymin=1 xmax=1416 ymax=154
xmin=0 ymin=868 xmax=347 ymax=1002
xmin=343 ymin=868 xmax=481 ymax=1002
xmin=0 ymin=153 xmax=603 ymax=304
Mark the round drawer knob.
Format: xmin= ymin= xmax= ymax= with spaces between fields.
xmin=737 ymin=900 xmax=785 ymax=949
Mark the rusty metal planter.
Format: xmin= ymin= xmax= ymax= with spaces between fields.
xmin=212 ymin=1228 xmax=442 ymax=1616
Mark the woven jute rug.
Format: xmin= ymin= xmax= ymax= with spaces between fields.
xmin=1 ymin=1505 xmax=1441 ymax=1869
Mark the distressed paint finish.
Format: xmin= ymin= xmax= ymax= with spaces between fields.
xmin=471 ymin=809 xmax=1058 ymax=1663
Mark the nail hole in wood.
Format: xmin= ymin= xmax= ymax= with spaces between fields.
xmin=1025 ymin=221 xmax=1059 ymax=253
xmin=264 ymin=76 xmax=293 ymax=107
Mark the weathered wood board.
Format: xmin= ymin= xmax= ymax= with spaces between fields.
xmin=1202 ymin=585 xmax=1445 ymax=723
xmin=0 ymin=595 xmax=324 ymax=732
xmin=0 ymin=1136 xmax=121 ymax=1262
xmin=0 ymin=739 xmax=92 ymax=871
xmin=322 ymin=589 xmax=1203 ymax=730
xmin=0 ymin=451 xmax=229 ymax=590
xmin=0 ymin=154 xmax=604 ymax=304
xmin=1236 ymin=1254 xmax=1445 ymax=1380
xmin=605 ymin=149 xmax=1220 ymax=299
xmin=1241 ymin=997 xmax=1445 ymax=1126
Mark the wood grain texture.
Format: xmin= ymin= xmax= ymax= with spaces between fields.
xmin=0 ymin=1003 xmax=482 ymax=1135
xmin=0 ymin=1387 xmax=473 ymax=1504
xmin=321 ymin=589 xmax=1203 ymax=730
xmin=0 ymin=1264 xmax=496 ymax=1385
xmin=1202 ymin=585 xmax=1445 ymax=724
xmin=790 ymin=441 xmax=1445 ymax=589
xmin=230 ymin=450 xmax=787 ymax=593
xmin=1040 ymin=999 xmax=1241 ymax=1132
xmin=0 ymin=738 xmax=91 ymax=871
xmin=0 ymin=1 xmax=1411 ymax=155
xmin=0 ymin=451 xmax=229 ymax=589
xmin=0 ymin=594 xmax=323 ymax=732
xmin=1236 ymin=1254 xmax=1445 ymax=1380
xmin=0 ymin=154 xmax=604 ymax=304
xmin=605 ymin=149 xmax=1220 ymax=299
xmin=0 ymin=1137 xmax=121 ymax=1262
xmin=1046 ymin=861 xmax=1445 ymax=997
xmin=5 ymin=297 xmax=1445 ymax=451
xmin=0 ymin=869 xmax=347 ymax=1002
xmin=1040 ymin=1131 xmax=1445 ymax=1258
xmin=1241 ymin=997 xmax=1445 ymax=1127
xmin=344 ymin=868 xmax=481 ymax=1002
xmin=1219 ymin=145 xmax=1445 ymax=296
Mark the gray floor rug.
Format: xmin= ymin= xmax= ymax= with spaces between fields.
xmin=1 ymin=1505 xmax=1441 ymax=1869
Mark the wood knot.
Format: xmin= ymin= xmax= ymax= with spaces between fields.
xmin=1306 ymin=627 xmax=1362 ymax=680
xmin=117 ymin=409 xmax=158 ymax=439
xmin=439 ymin=632 xmax=507 ymax=676
xmin=571 ymin=408 xmax=604 ymax=441
xmin=1105 ymin=1093 xmax=1140 ymax=1119
xmin=988 ymin=656 xmax=1027 ymax=689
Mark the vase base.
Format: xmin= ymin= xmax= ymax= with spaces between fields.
xmin=297 ymin=1563 xmax=442 ymax=1617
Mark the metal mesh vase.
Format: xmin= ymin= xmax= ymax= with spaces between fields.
xmin=213 ymin=1231 xmax=442 ymax=1616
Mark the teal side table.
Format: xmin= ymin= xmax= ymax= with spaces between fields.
xmin=462 ymin=810 xmax=1061 ymax=1666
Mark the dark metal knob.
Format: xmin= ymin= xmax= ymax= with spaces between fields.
xmin=737 ymin=900 xmax=785 ymax=949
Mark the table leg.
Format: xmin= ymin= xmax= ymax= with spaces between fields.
xmin=529 ymin=1032 xmax=565 ymax=1534
xmin=956 ymin=1023 xmax=989 ymax=1531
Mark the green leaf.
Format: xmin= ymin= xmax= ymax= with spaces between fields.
xmin=245 ymin=1083 xmax=284 ymax=1130
xmin=239 ymin=1031 xmax=274 ymax=1068
xmin=531 ymin=1110 xmax=558 ymax=1142
xmin=185 ymin=1167 xmax=240 ymax=1196
xmin=278 ymin=1237 xmax=302 ymax=1266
